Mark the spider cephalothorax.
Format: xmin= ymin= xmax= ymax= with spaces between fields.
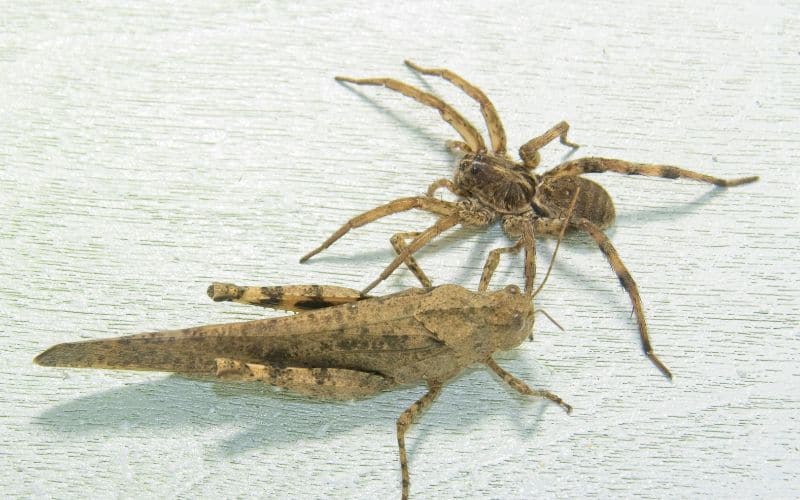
xmin=453 ymin=152 xmax=538 ymax=215
xmin=301 ymin=60 xmax=758 ymax=379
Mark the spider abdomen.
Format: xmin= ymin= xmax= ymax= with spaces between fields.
xmin=535 ymin=176 xmax=616 ymax=229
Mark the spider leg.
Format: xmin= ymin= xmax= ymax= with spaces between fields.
xmin=478 ymin=239 xmax=525 ymax=292
xmin=335 ymin=75 xmax=486 ymax=152
xmin=484 ymin=357 xmax=572 ymax=413
xmin=519 ymin=121 xmax=580 ymax=169
xmin=495 ymin=217 xmax=538 ymax=296
xmin=300 ymin=196 xmax=458 ymax=262
xmin=396 ymin=381 xmax=442 ymax=500
xmin=446 ymin=140 xmax=471 ymax=155
xmin=529 ymin=186 xmax=582 ymax=298
xmin=521 ymin=223 xmax=537 ymax=297
xmin=404 ymin=60 xmax=507 ymax=155
xmin=390 ymin=231 xmax=433 ymax=288
xmin=361 ymin=214 xmax=461 ymax=294
xmin=535 ymin=216 xmax=672 ymax=379
xmin=426 ymin=178 xmax=462 ymax=198
xmin=546 ymin=157 xmax=759 ymax=186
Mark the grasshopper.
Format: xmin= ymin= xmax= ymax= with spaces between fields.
xmin=35 ymin=190 xmax=580 ymax=499
xmin=36 ymin=282 xmax=570 ymax=499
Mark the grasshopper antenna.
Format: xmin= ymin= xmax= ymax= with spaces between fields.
xmin=535 ymin=309 xmax=565 ymax=332
xmin=531 ymin=187 xmax=581 ymax=298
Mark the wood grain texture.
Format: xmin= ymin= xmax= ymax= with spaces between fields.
xmin=2 ymin=1 xmax=798 ymax=497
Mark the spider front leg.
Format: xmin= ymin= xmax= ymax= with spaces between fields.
xmin=391 ymin=225 xmax=526 ymax=292
xmin=335 ymin=75 xmax=486 ymax=153
xmin=404 ymin=60 xmax=508 ymax=155
xmin=300 ymin=196 xmax=458 ymax=263
xmin=534 ymin=216 xmax=673 ymax=379
xmin=546 ymin=157 xmax=759 ymax=186
xmin=485 ymin=190 xmax=579 ymax=297
xmin=426 ymin=178 xmax=454 ymax=197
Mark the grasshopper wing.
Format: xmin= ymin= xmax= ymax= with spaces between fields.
xmin=34 ymin=287 xmax=449 ymax=383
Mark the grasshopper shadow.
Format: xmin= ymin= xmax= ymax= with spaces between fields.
xmin=32 ymin=353 xmax=564 ymax=457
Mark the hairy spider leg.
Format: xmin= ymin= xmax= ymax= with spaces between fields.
xmin=546 ymin=157 xmax=759 ymax=186
xmin=390 ymin=231 xmax=433 ymax=288
xmin=300 ymin=196 xmax=458 ymax=262
xmin=519 ymin=121 xmax=580 ymax=169
xmin=404 ymin=60 xmax=506 ymax=155
xmin=361 ymin=214 xmax=461 ymax=294
xmin=533 ymin=216 xmax=673 ymax=379
xmin=335 ymin=75 xmax=486 ymax=153
xmin=478 ymin=237 xmax=526 ymax=293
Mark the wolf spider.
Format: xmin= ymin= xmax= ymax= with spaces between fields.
xmin=300 ymin=60 xmax=759 ymax=379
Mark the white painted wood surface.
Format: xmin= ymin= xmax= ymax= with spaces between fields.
xmin=2 ymin=2 xmax=798 ymax=498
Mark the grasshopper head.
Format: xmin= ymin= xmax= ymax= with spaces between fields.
xmin=486 ymin=284 xmax=535 ymax=352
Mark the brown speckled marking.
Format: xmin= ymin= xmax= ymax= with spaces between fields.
xmin=35 ymin=282 xmax=570 ymax=499
xmin=301 ymin=60 xmax=759 ymax=379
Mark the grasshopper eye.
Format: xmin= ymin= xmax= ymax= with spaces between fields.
xmin=504 ymin=285 xmax=521 ymax=295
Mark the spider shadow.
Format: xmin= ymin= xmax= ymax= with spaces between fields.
xmin=529 ymin=186 xmax=734 ymax=315
xmin=336 ymin=81 xmax=446 ymax=155
xmin=31 ymin=359 xmax=560 ymax=457
xmin=610 ymin=183 xmax=732 ymax=226
xmin=406 ymin=66 xmax=442 ymax=99
xmin=551 ymin=185 xmax=730 ymax=277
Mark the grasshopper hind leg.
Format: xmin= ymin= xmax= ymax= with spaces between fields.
xmin=207 ymin=283 xmax=368 ymax=312
xmin=214 ymin=358 xmax=393 ymax=400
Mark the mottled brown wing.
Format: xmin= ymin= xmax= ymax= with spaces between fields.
xmin=34 ymin=287 xmax=447 ymax=379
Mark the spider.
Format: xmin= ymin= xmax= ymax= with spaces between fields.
xmin=300 ymin=60 xmax=759 ymax=379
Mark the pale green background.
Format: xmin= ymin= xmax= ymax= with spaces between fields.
xmin=2 ymin=1 xmax=798 ymax=498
